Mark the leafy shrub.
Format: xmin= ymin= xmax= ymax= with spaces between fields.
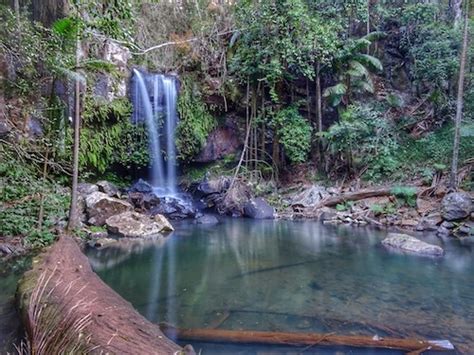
xmin=176 ymin=77 xmax=217 ymax=161
xmin=0 ymin=147 xmax=69 ymax=248
xmin=324 ymin=103 xmax=399 ymax=178
xmin=273 ymin=106 xmax=312 ymax=164
xmin=390 ymin=186 xmax=417 ymax=207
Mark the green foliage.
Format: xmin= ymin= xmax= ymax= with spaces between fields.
xmin=390 ymin=186 xmax=417 ymax=207
xmin=324 ymin=102 xmax=399 ymax=177
xmin=176 ymin=77 xmax=217 ymax=161
xmin=323 ymin=33 xmax=384 ymax=107
xmin=0 ymin=147 xmax=69 ymax=248
xmin=231 ymin=0 xmax=340 ymax=99
xmin=273 ymin=106 xmax=312 ymax=164
xmin=370 ymin=202 xmax=397 ymax=216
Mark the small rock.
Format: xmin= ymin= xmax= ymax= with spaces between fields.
xmin=401 ymin=219 xmax=419 ymax=227
xmin=441 ymin=192 xmax=473 ymax=221
xmin=436 ymin=226 xmax=451 ymax=237
xmin=88 ymin=231 xmax=108 ymax=239
xmin=440 ymin=221 xmax=454 ymax=229
xmin=382 ymin=233 xmax=444 ymax=257
xmin=320 ymin=208 xmax=337 ymax=221
xmin=243 ymin=197 xmax=275 ymax=219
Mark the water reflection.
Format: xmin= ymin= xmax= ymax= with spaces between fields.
xmin=87 ymin=219 xmax=474 ymax=352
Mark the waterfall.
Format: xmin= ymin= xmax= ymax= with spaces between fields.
xmin=131 ymin=69 xmax=179 ymax=196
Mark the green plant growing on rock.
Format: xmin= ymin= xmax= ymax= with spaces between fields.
xmin=176 ymin=77 xmax=216 ymax=161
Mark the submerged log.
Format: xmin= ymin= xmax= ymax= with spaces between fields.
xmin=160 ymin=324 xmax=454 ymax=352
xmin=16 ymin=236 xmax=183 ymax=355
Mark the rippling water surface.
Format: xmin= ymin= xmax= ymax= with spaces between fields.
xmin=87 ymin=219 xmax=474 ymax=354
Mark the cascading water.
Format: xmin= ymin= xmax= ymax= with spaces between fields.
xmin=131 ymin=69 xmax=179 ymax=196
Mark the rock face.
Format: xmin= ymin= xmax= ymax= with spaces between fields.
xmin=85 ymin=191 xmax=133 ymax=226
xmin=381 ymin=233 xmax=444 ymax=257
xmin=195 ymin=126 xmax=241 ymax=163
xmin=77 ymin=182 xmax=99 ymax=197
xmin=94 ymin=40 xmax=130 ymax=101
xmin=243 ymin=197 xmax=275 ymax=219
xmin=441 ymin=192 xmax=473 ymax=221
xmin=106 ymin=211 xmax=173 ymax=238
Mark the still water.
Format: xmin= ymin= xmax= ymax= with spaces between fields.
xmin=87 ymin=219 xmax=474 ymax=354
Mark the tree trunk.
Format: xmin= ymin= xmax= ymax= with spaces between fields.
xmin=315 ymin=64 xmax=323 ymax=164
xmin=67 ymin=38 xmax=81 ymax=231
xmin=452 ymin=0 xmax=463 ymax=28
xmin=450 ymin=0 xmax=469 ymax=189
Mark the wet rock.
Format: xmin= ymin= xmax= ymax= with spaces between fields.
xmin=97 ymin=180 xmax=120 ymax=198
xmin=106 ymin=211 xmax=173 ymax=238
xmin=196 ymin=214 xmax=219 ymax=225
xmin=77 ymin=183 xmax=98 ymax=197
xmin=151 ymin=195 xmax=197 ymax=220
xmin=243 ymin=197 xmax=275 ymax=219
xmin=436 ymin=226 xmax=451 ymax=237
xmin=441 ymin=192 xmax=473 ymax=221
xmin=129 ymin=179 xmax=153 ymax=194
xmin=382 ymin=233 xmax=444 ymax=257
xmin=195 ymin=126 xmax=241 ymax=163
xmin=440 ymin=221 xmax=455 ymax=229
xmin=85 ymin=191 xmax=133 ymax=226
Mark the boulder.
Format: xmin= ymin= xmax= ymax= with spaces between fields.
xmin=106 ymin=211 xmax=173 ymax=238
xmin=195 ymin=127 xmax=241 ymax=163
xmin=381 ymin=233 xmax=444 ymax=257
xmin=290 ymin=185 xmax=328 ymax=207
xmin=196 ymin=214 xmax=219 ymax=225
xmin=85 ymin=191 xmax=133 ymax=226
xmin=129 ymin=179 xmax=153 ymax=194
xmin=154 ymin=214 xmax=175 ymax=231
xmin=198 ymin=176 xmax=231 ymax=195
xmin=96 ymin=180 xmax=120 ymax=198
xmin=150 ymin=195 xmax=197 ymax=219
xmin=441 ymin=192 xmax=473 ymax=221
xmin=243 ymin=197 xmax=275 ymax=219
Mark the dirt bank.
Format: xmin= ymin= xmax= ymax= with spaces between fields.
xmin=16 ymin=236 xmax=182 ymax=354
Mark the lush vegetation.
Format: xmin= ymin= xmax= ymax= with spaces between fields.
xmin=0 ymin=0 xmax=472 ymax=245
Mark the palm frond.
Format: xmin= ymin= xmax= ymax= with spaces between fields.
xmin=347 ymin=60 xmax=370 ymax=78
xmin=353 ymin=54 xmax=383 ymax=72
xmin=323 ymin=83 xmax=347 ymax=97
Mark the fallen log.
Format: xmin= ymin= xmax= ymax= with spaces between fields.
xmin=311 ymin=186 xmax=426 ymax=210
xmin=17 ymin=236 xmax=183 ymax=355
xmin=160 ymin=324 xmax=454 ymax=352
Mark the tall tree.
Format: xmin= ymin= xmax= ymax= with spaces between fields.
xmin=450 ymin=0 xmax=470 ymax=189
xmin=66 ymin=34 xmax=81 ymax=231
